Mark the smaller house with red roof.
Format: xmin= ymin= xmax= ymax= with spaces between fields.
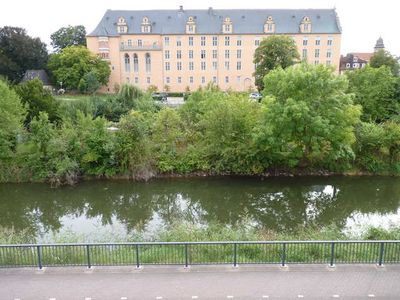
xmin=339 ymin=37 xmax=384 ymax=74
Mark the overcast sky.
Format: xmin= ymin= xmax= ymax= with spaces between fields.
xmin=1 ymin=0 xmax=399 ymax=55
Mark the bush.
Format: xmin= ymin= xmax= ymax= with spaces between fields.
xmin=78 ymin=71 xmax=100 ymax=94
xmin=256 ymin=63 xmax=361 ymax=170
xmin=14 ymin=78 xmax=60 ymax=126
xmin=0 ymin=80 xmax=26 ymax=159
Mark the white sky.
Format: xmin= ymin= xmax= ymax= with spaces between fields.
xmin=1 ymin=0 xmax=399 ymax=55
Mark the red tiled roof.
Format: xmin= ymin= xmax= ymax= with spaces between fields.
xmin=350 ymin=52 xmax=374 ymax=62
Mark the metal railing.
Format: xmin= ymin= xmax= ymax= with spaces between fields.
xmin=0 ymin=241 xmax=399 ymax=269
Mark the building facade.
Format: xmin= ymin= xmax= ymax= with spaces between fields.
xmin=339 ymin=37 xmax=384 ymax=73
xmin=87 ymin=7 xmax=342 ymax=92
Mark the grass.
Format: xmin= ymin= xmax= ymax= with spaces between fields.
xmin=0 ymin=222 xmax=399 ymax=268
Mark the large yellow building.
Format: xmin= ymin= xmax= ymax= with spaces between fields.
xmin=87 ymin=7 xmax=342 ymax=92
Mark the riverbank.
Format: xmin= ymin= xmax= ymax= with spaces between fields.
xmin=2 ymin=168 xmax=400 ymax=186
xmin=2 ymin=222 xmax=400 ymax=245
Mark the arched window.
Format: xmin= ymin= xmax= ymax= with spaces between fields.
xmin=145 ymin=53 xmax=151 ymax=73
xmin=124 ymin=53 xmax=130 ymax=72
xmin=133 ymin=54 xmax=139 ymax=72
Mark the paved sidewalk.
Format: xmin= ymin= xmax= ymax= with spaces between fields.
xmin=1 ymin=264 xmax=399 ymax=300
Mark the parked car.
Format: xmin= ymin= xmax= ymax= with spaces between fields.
xmin=249 ymin=92 xmax=262 ymax=101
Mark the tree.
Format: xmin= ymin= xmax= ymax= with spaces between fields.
xmin=116 ymin=111 xmax=153 ymax=179
xmin=0 ymin=81 xmax=26 ymax=158
xmin=14 ymin=78 xmax=60 ymax=126
xmin=370 ymin=50 xmax=399 ymax=76
xmin=48 ymin=46 xmax=110 ymax=90
xmin=78 ymin=71 xmax=100 ymax=94
xmin=152 ymin=108 xmax=185 ymax=172
xmin=253 ymin=35 xmax=300 ymax=91
xmin=346 ymin=65 xmax=398 ymax=123
xmin=50 ymin=25 xmax=87 ymax=52
xmin=256 ymin=63 xmax=361 ymax=169
xmin=0 ymin=27 xmax=48 ymax=82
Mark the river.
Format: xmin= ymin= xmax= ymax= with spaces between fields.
xmin=1 ymin=176 xmax=400 ymax=242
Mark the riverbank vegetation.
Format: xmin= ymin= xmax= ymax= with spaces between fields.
xmin=1 ymin=222 xmax=400 ymax=244
xmin=2 ymin=223 xmax=400 ymax=267
xmin=1 ymin=62 xmax=400 ymax=185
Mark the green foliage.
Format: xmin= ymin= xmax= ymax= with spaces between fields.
xmin=50 ymin=25 xmax=87 ymax=52
xmin=58 ymin=86 xmax=159 ymax=123
xmin=253 ymin=35 xmax=300 ymax=91
xmin=257 ymin=63 xmax=361 ymax=170
xmin=14 ymin=78 xmax=60 ymax=126
xmin=370 ymin=49 xmax=400 ymax=76
xmin=199 ymin=94 xmax=262 ymax=173
xmin=73 ymin=112 xmax=118 ymax=177
xmin=48 ymin=46 xmax=110 ymax=90
xmin=0 ymin=81 xmax=26 ymax=159
xmin=118 ymin=83 xmax=144 ymax=101
xmin=4 ymin=62 xmax=400 ymax=184
xmin=152 ymin=108 xmax=186 ymax=172
xmin=115 ymin=111 xmax=154 ymax=179
xmin=78 ymin=71 xmax=100 ymax=94
xmin=347 ymin=65 xmax=398 ymax=123
xmin=0 ymin=27 xmax=48 ymax=82
xmin=355 ymin=121 xmax=400 ymax=173
xmin=26 ymin=111 xmax=118 ymax=184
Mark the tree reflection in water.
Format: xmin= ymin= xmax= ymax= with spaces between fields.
xmin=0 ymin=176 xmax=399 ymax=239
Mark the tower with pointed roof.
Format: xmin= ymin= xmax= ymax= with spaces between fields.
xmin=374 ymin=37 xmax=385 ymax=52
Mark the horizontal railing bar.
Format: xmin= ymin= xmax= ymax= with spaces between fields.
xmin=0 ymin=240 xmax=399 ymax=247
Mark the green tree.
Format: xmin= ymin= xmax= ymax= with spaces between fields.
xmin=354 ymin=122 xmax=387 ymax=172
xmin=256 ymin=63 xmax=361 ymax=169
xmin=14 ymin=78 xmax=60 ymax=126
xmin=253 ymin=35 xmax=299 ymax=91
xmin=200 ymin=94 xmax=262 ymax=173
xmin=370 ymin=50 xmax=399 ymax=76
xmin=0 ymin=81 xmax=26 ymax=158
xmin=48 ymin=46 xmax=110 ymax=90
xmin=0 ymin=27 xmax=48 ymax=82
xmin=116 ymin=111 xmax=153 ymax=179
xmin=152 ymin=108 xmax=185 ymax=172
xmin=50 ymin=25 xmax=87 ymax=52
xmin=346 ymin=65 xmax=398 ymax=123
xmin=78 ymin=71 xmax=100 ymax=94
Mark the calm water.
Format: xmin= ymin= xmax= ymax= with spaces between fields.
xmin=1 ymin=176 xmax=400 ymax=241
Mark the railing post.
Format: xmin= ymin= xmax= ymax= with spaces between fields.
xmin=281 ymin=243 xmax=286 ymax=267
xmin=136 ymin=244 xmax=140 ymax=268
xmin=86 ymin=245 xmax=91 ymax=269
xmin=185 ymin=244 xmax=189 ymax=268
xmin=37 ymin=245 xmax=42 ymax=270
xmin=233 ymin=243 xmax=237 ymax=267
xmin=330 ymin=242 xmax=335 ymax=267
xmin=378 ymin=242 xmax=385 ymax=266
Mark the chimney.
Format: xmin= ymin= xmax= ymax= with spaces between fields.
xmin=179 ymin=5 xmax=184 ymax=12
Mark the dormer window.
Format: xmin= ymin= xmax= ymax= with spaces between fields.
xmin=222 ymin=17 xmax=232 ymax=34
xmin=186 ymin=16 xmax=196 ymax=34
xmin=300 ymin=16 xmax=312 ymax=33
xmin=141 ymin=16 xmax=152 ymax=33
xmin=117 ymin=17 xmax=128 ymax=34
xmin=264 ymin=16 xmax=275 ymax=33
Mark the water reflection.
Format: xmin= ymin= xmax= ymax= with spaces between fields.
xmin=0 ymin=176 xmax=400 ymax=239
